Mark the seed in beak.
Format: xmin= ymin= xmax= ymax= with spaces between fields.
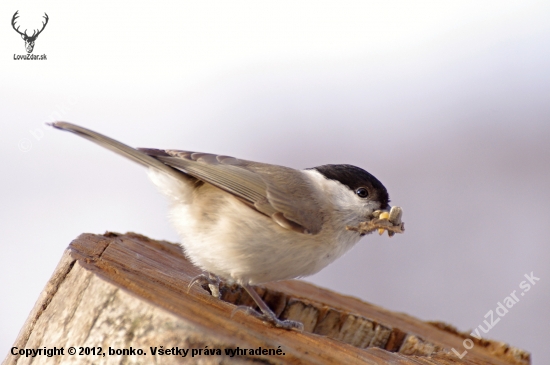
xmin=388 ymin=206 xmax=403 ymax=225
xmin=378 ymin=211 xmax=390 ymax=235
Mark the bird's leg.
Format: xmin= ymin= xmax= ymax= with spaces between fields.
xmin=188 ymin=272 xmax=221 ymax=299
xmin=232 ymin=284 xmax=304 ymax=331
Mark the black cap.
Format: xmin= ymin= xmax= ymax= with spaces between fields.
xmin=310 ymin=164 xmax=390 ymax=209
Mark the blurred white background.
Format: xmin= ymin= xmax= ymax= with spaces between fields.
xmin=1 ymin=0 xmax=549 ymax=362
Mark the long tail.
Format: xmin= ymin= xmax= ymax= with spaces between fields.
xmin=50 ymin=121 xmax=186 ymax=181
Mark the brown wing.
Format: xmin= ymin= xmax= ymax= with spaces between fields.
xmin=50 ymin=122 xmax=323 ymax=234
xmin=139 ymin=149 xmax=324 ymax=234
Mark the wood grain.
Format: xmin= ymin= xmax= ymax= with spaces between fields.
xmin=4 ymin=232 xmax=531 ymax=365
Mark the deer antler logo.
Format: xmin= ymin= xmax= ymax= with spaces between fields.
xmin=12 ymin=11 xmax=49 ymax=54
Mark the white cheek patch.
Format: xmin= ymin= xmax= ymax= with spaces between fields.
xmin=302 ymin=169 xmax=375 ymax=221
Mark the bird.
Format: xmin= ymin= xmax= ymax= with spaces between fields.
xmin=51 ymin=121 xmax=395 ymax=330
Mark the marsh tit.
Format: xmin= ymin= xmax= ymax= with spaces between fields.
xmin=51 ymin=122 xmax=396 ymax=330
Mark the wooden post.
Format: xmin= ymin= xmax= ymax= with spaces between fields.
xmin=4 ymin=232 xmax=531 ymax=364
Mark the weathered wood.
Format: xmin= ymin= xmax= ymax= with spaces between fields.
xmin=4 ymin=232 xmax=531 ymax=365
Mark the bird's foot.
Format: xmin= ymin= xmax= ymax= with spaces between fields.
xmin=231 ymin=305 xmax=304 ymax=331
xmin=188 ymin=272 xmax=221 ymax=299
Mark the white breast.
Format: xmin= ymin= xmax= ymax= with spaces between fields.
xmin=148 ymin=169 xmax=363 ymax=285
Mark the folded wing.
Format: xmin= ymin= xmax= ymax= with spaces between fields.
xmin=139 ymin=149 xmax=324 ymax=234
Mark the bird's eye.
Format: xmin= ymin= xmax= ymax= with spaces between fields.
xmin=356 ymin=187 xmax=369 ymax=198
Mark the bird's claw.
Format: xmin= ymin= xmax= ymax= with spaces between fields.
xmin=231 ymin=305 xmax=304 ymax=331
xmin=188 ymin=273 xmax=221 ymax=299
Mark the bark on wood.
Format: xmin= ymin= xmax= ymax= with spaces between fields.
xmin=4 ymin=232 xmax=531 ymax=365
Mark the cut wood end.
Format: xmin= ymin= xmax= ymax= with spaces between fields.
xmin=5 ymin=232 xmax=530 ymax=365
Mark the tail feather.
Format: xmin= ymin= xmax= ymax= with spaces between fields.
xmin=50 ymin=122 xmax=187 ymax=181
